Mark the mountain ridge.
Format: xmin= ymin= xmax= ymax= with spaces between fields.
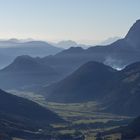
xmin=40 ymin=60 xmax=140 ymax=116
xmin=0 ymin=89 xmax=63 ymax=124
xmin=40 ymin=19 xmax=140 ymax=74
xmin=41 ymin=61 xmax=118 ymax=103
xmin=0 ymin=40 xmax=63 ymax=69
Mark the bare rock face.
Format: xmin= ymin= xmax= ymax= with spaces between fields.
xmin=125 ymin=20 xmax=140 ymax=48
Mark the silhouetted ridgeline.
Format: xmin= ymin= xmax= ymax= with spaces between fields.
xmin=41 ymin=61 xmax=140 ymax=117
xmin=1 ymin=20 xmax=140 ymax=90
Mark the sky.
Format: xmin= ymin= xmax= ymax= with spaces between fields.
xmin=0 ymin=0 xmax=140 ymax=44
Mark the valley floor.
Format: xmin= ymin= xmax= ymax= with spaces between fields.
xmin=9 ymin=90 xmax=132 ymax=140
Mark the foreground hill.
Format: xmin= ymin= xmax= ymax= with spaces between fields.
xmin=0 ymin=89 xmax=63 ymax=124
xmin=0 ymin=89 xmax=84 ymax=139
xmin=0 ymin=89 xmax=87 ymax=139
xmin=0 ymin=89 xmax=64 ymax=139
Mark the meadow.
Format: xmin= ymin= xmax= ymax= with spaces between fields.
xmin=10 ymin=90 xmax=132 ymax=140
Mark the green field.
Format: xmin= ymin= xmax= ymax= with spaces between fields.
xmin=9 ymin=90 xmax=131 ymax=139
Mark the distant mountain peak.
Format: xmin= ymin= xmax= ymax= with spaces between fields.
xmin=68 ymin=46 xmax=84 ymax=51
xmin=125 ymin=19 xmax=140 ymax=48
xmin=13 ymin=55 xmax=36 ymax=64
xmin=74 ymin=61 xmax=116 ymax=75
xmin=1 ymin=55 xmax=55 ymax=74
xmin=43 ymin=61 xmax=117 ymax=103
xmin=52 ymin=40 xmax=90 ymax=49
xmin=99 ymin=37 xmax=121 ymax=45
xmin=1 ymin=55 xmax=39 ymax=72
xmin=54 ymin=40 xmax=78 ymax=49
xmin=8 ymin=38 xmax=20 ymax=42
xmin=59 ymin=46 xmax=84 ymax=54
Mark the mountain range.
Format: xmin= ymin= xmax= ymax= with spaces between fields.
xmin=52 ymin=40 xmax=90 ymax=49
xmin=40 ymin=61 xmax=140 ymax=117
xmin=0 ymin=19 xmax=140 ymax=139
xmin=0 ymin=20 xmax=140 ymax=92
xmin=0 ymin=40 xmax=63 ymax=68
xmin=41 ymin=61 xmax=117 ymax=103
xmin=0 ymin=55 xmax=60 ymax=89
xmin=99 ymin=37 xmax=120 ymax=45
xmin=40 ymin=19 xmax=140 ymax=74
xmin=0 ymin=20 xmax=140 ymax=117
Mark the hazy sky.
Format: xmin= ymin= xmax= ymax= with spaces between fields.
xmin=0 ymin=0 xmax=140 ymax=44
